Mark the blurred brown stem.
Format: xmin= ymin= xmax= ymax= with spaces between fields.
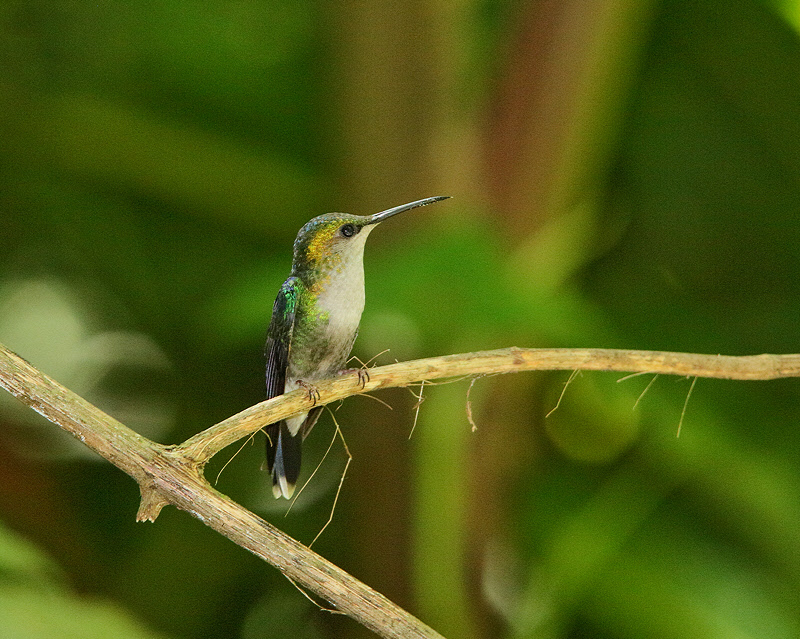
xmin=1 ymin=342 xmax=799 ymax=638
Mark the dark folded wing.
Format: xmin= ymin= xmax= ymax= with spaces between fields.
xmin=264 ymin=276 xmax=300 ymax=479
xmin=264 ymin=276 xmax=299 ymax=400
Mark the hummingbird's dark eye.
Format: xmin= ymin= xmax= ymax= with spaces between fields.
xmin=340 ymin=223 xmax=357 ymax=237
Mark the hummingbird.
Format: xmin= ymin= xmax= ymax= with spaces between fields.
xmin=264 ymin=195 xmax=449 ymax=499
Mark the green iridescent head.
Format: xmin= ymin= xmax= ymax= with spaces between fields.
xmin=291 ymin=196 xmax=449 ymax=274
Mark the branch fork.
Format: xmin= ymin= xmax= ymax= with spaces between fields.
xmin=2 ymin=342 xmax=800 ymax=638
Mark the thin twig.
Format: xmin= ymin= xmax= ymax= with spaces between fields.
xmin=408 ymin=380 xmax=426 ymax=439
xmin=632 ymin=374 xmax=659 ymax=410
xmin=465 ymin=376 xmax=482 ymax=432
xmin=546 ymin=369 xmax=580 ymax=418
xmin=310 ymin=411 xmax=352 ymax=549
xmin=677 ymin=376 xmax=698 ymax=438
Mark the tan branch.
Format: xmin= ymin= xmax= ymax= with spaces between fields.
xmin=181 ymin=347 xmax=800 ymax=464
xmin=0 ymin=343 xmax=443 ymax=639
xmin=2 ymin=342 xmax=799 ymax=638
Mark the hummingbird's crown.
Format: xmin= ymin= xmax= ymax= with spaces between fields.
xmin=292 ymin=213 xmax=369 ymax=275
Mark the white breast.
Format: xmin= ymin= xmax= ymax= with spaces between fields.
xmin=315 ymin=227 xmax=371 ymax=336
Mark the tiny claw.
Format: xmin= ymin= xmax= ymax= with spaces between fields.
xmin=296 ymin=380 xmax=321 ymax=405
xmin=339 ymin=367 xmax=369 ymax=389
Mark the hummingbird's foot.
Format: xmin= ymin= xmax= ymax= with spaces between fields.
xmin=296 ymin=380 xmax=321 ymax=405
xmin=339 ymin=368 xmax=369 ymax=389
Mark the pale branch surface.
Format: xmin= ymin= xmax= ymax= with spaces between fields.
xmin=2 ymin=341 xmax=800 ymax=638
xmin=0 ymin=343 xmax=443 ymax=639
xmin=181 ymin=347 xmax=800 ymax=464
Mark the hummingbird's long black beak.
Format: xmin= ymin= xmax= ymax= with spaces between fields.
xmin=367 ymin=196 xmax=450 ymax=225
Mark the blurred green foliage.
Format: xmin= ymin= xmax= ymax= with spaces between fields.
xmin=2 ymin=1 xmax=800 ymax=638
